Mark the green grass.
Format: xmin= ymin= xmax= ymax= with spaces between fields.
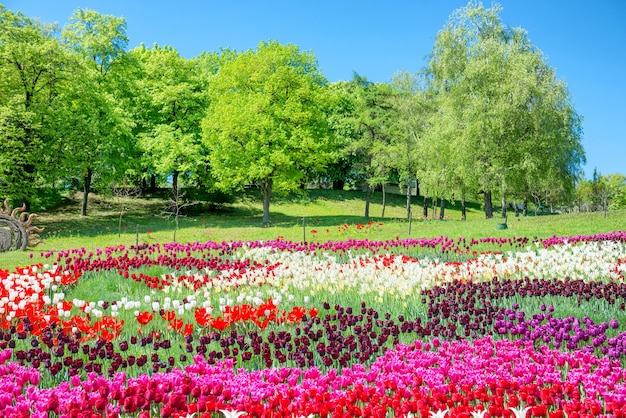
xmin=1 ymin=188 xmax=625 ymax=270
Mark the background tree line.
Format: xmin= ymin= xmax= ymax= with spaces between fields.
xmin=1 ymin=2 xmax=621 ymax=225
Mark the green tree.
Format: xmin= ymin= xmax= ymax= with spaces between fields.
xmin=426 ymin=1 xmax=584 ymax=218
xmin=574 ymin=171 xmax=626 ymax=214
xmin=202 ymin=41 xmax=334 ymax=226
xmin=130 ymin=44 xmax=209 ymax=197
xmin=389 ymin=70 xmax=431 ymax=220
xmin=0 ymin=6 xmax=70 ymax=207
xmin=606 ymin=173 xmax=626 ymax=210
xmin=61 ymin=8 xmax=132 ymax=216
xmin=340 ymin=73 xmax=395 ymax=219
xmin=324 ymin=80 xmax=363 ymax=192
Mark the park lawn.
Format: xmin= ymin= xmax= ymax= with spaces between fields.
xmin=1 ymin=188 xmax=625 ymax=271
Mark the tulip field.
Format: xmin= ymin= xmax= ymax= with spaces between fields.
xmin=1 ymin=231 xmax=626 ymax=417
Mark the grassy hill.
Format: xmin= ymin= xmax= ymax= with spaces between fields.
xmin=1 ymin=188 xmax=624 ymax=270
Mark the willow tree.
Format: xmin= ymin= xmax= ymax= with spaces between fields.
xmin=426 ymin=1 xmax=584 ymax=218
xmin=202 ymin=41 xmax=334 ymax=226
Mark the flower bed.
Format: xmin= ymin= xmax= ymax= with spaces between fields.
xmin=0 ymin=232 xmax=625 ymax=417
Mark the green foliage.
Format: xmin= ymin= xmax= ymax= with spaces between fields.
xmin=576 ymin=171 xmax=626 ymax=212
xmin=62 ymin=8 xmax=128 ymax=75
xmin=0 ymin=1 xmax=613 ymax=226
xmin=202 ymin=40 xmax=336 ymax=225
xmin=59 ymin=8 xmax=133 ymax=216
xmin=129 ymin=44 xmax=210 ymax=193
xmin=0 ymin=6 xmax=71 ymax=204
xmin=425 ymin=1 xmax=585 ymax=217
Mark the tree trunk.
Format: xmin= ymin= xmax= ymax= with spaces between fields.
xmin=150 ymin=174 xmax=156 ymax=191
xmin=364 ymin=185 xmax=371 ymax=220
xmin=333 ymin=179 xmax=344 ymax=190
xmin=262 ymin=177 xmax=273 ymax=226
xmin=381 ymin=184 xmax=386 ymax=218
xmin=172 ymin=170 xmax=179 ymax=198
xmin=501 ymin=194 xmax=507 ymax=219
xmin=423 ymin=196 xmax=429 ymax=219
xmin=514 ymin=201 xmax=519 ymax=217
xmin=431 ymin=197 xmax=437 ymax=219
xmin=439 ymin=197 xmax=445 ymax=220
xmin=406 ymin=179 xmax=412 ymax=220
xmin=20 ymin=164 xmax=35 ymax=212
xmin=81 ymin=167 xmax=93 ymax=217
xmin=523 ymin=197 xmax=528 ymax=216
xmin=461 ymin=196 xmax=466 ymax=220
xmin=484 ymin=190 xmax=493 ymax=219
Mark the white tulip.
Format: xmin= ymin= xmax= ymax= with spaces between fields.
xmin=509 ymin=406 xmax=531 ymax=418
xmin=220 ymin=410 xmax=246 ymax=418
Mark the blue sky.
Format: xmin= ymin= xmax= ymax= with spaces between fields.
xmin=7 ymin=0 xmax=625 ymax=179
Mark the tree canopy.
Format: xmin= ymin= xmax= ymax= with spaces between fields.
xmin=425 ymin=1 xmax=585 ymax=218
xmin=202 ymin=41 xmax=335 ymax=225
xmin=60 ymin=8 xmax=133 ymax=216
xmin=0 ymin=2 xmax=605 ymax=221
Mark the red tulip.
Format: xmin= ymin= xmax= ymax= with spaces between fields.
xmin=136 ymin=311 xmax=154 ymax=326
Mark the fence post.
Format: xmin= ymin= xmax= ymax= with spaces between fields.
xmin=408 ymin=209 xmax=412 ymax=236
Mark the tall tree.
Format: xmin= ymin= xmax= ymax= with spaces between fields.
xmin=130 ymin=44 xmax=209 ymax=197
xmin=0 ymin=6 xmax=70 ymax=207
xmin=330 ymin=73 xmax=393 ymax=219
xmin=343 ymin=73 xmax=395 ymax=219
xmin=61 ymin=8 xmax=131 ymax=216
xmin=389 ymin=70 xmax=430 ymax=220
xmin=202 ymin=41 xmax=335 ymax=226
xmin=426 ymin=1 xmax=584 ymax=219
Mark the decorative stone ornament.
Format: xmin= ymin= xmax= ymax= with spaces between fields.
xmin=0 ymin=198 xmax=44 ymax=252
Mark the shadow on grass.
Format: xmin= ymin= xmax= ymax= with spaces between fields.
xmin=35 ymin=188 xmax=488 ymax=239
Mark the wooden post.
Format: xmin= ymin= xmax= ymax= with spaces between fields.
xmin=407 ymin=209 xmax=412 ymax=236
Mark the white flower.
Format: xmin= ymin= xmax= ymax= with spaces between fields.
xmin=220 ymin=410 xmax=247 ymax=418
xmin=430 ymin=410 xmax=448 ymax=418
xmin=509 ymin=406 xmax=531 ymax=418
xmin=470 ymin=410 xmax=488 ymax=418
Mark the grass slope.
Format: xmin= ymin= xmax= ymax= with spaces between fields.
xmin=1 ymin=189 xmax=625 ymax=270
